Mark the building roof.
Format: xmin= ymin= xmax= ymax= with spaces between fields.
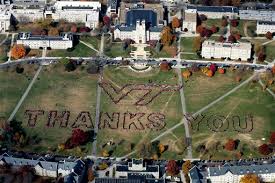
xmin=258 ymin=20 xmax=275 ymax=25
xmin=108 ymin=0 xmax=117 ymax=10
xmin=95 ymin=178 xmax=141 ymax=183
xmin=126 ymin=9 xmax=157 ymax=27
xmin=3 ymin=157 xmax=39 ymax=166
xmin=188 ymin=5 xmax=239 ymax=13
xmin=209 ymin=163 xmax=275 ymax=176
xmin=149 ymin=26 xmax=162 ymax=32
xmin=37 ymin=161 xmax=58 ymax=171
xmin=202 ymin=40 xmax=252 ymax=49
xmin=115 ymin=25 xmax=135 ymax=32
xmin=17 ymin=32 xmax=73 ymax=41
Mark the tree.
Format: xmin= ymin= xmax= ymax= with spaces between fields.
xmin=172 ymin=17 xmax=180 ymax=29
xmin=205 ymin=29 xmax=213 ymax=38
xmin=182 ymin=160 xmax=191 ymax=175
xmin=218 ymin=36 xmax=225 ymax=42
xmin=224 ymin=139 xmax=236 ymax=151
xmin=160 ymin=61 xmax=171 ymax=71
xmin=159 ymin=144 xmax=165 ymax=153
xmin=265 ymin=31 xmax=273 ymax=40
xmin=269 ymin=132 xmax=275 ymax=144
xmin=240 ymin=174 xmax=260 ymax=183
xmin=258 ymin=144 xmax=272 ymax=155
xmin=257 ymin=51 xmax=266 ymax=62
xmin=69 ymin=129 xmax=89 ymax=148
xmin=228 ymin=35 xmax=236 ymax=43
xmin=218 ymin=68 xmax=225 ymax=74
xmin=196 ymin=25 xmax=205 ymax=34
xmin=231 ymin=0 xmax=241 ymax=6
xmin=206 ymin=70 xmax=213 ymax=77
xmin=234 ymin=33 xmax=241 ymax=40
xmin=199 ymin=14 xmax=207 ymax=21
xmin=160 ymin=26 xmax=173 ymax=45
xmin=182 ymin=70 xmax=192 ymax=79
xmin=221 ymin=18 xmax=228 ymax=27
xmin=210 ymin=25 xmax=218 ymax=33
xmin=11 ymin=44 xmax=26 ymax=60
xmin=70 ymin=24 xmax=78 ymax=33
xmin=103 ymin=16 xmax=111 ymax=26
xmin=230 ymin=19 xmax=239 ymax=27
xmin=272 ymin=65 xmax=275 ymax=75
xmin=48 ymin=28 xmax=59 ymax=36
xmin=209 ymin=64 xmax=217 ymax=72
xmin=87 ymin=167 xmax=95 ymax=181
xmin=65 ymin=61 xmax=77 ymax=72
xmin=166 ymin=160 xmax=179 ymax=176
xmin=192 ymin=37 xmax=202 ymax=52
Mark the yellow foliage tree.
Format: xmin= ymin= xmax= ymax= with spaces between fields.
xmin=201 ymin=67 xmax=209 ymax=74
xmin=58 ymin=144 xmax=65 ymax=151
xmin=172 ymin=17 xmax=180 ymax=29
xmin=182 ymin=160 xmax=192 ymax=175
xmin=182 ymin=70 xmax=191 ymax=79
xmin=48 ymin=28 xmax=59 ymax=36
xmin=158 ymin=144 xmax=165 ymax=153
xmin=240 ymin=174 xmax=260 ymax=183
xmin=98 ymin=163 xmax=108 ymax=170
xmin=192 ymin=37 xmax=202 ymax=52
xmin=160 ymin=26 xmax=173 ymax=46
xmin=102 ymin=149 xmax=109 ymax=157
xmin=11 ymin=44 xmax=26 ymax=60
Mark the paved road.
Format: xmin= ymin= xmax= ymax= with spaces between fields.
xmin=176 ymin=68 xmax=192 ymax=158
xmin=92 ymin=67 xmax=103 ymax=156
xmin=150 ymin=73 xmax=257 ymax=143
xmin=7 ymin=65 xmax=43 ymax=122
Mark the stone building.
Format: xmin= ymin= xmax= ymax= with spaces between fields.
xmin=182 ymin=9 xmax=197 ymax=34
xmin=16 ymin=32 xmax=73 ymax=49
xmin=256 ymin=21 xmax=275 ymax=34
xmin=201 ymin=40 xmax=252 ymax=61
xmin=0 ymin=7 xmax=10 ymax=32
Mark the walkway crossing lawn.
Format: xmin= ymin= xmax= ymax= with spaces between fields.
xmin=0 ymin=66 xmax=36 ymax=119
xmin=47 ymin=42 xmax=97 ymax=57
xmin=230 ymin=20 xmax=246 ymax=36
xmin=201 ymin=19 xmax=222 ymax=34
xmin=14 ymin=65 xmax=98 ymax=155
xmin=183 ymin=69 xmax=253 ymax=113
xmin=180 ymin=53 xmax=200 ymax=60
xmin=0 ymin=35 xmax=11 ymax=62
xmin=97 ymin=67 xmax=183 ymax=158
xmin=191 ymin=82 xmax=275 ymax=160
xmin=80 ymin=35 xmax=101 ymax=50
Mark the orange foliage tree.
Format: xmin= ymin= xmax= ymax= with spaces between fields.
xmin=11 ymin=44 xmax=26 ymax=60
xmin=172 ymin=17 xmax=181 ymax=29
xmin=224 ymin=139 xmax=236 ymax=151
xmin=159 ymin=144 xmax=165 ymax=153
xmin=87 ymin=167 xmax=95 ymax=181
xmin=206 ymin=70 xmax=213 ymax=77
xmin=272 ymin=65 xmax=275 ymax=74
xmin=182 ymin=160 xmax=192 ymax=175
xmin=160 ymin=26 xmax=173 ymax=45
xmin=48 ymin=28 xmax=59 ymax=36
xmin=258 ymin=144 xmax=272 ymax=155
xmin=192 ymin=37 xmax=202 ymax=52
xmin=269 ymin=132 xmax=275 ymax=144
xmin=240 ymin=174 xmax=260 ymax=183
xmin=218 ymin=68 xmax=225 ymax=74
xmin=182 ymin=70 xmax=191 ymax=79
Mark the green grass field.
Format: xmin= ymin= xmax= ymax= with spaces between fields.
xmin=47 ymin=42 xmax=97 ymax=57
xmin=97 ymin=67 xmax=184 ymax=158
xmin=192 ymin=82 xmax=275 ymax=160
xmin=180 ymin=37 xmax=195 ymax=52
xmin=0 ymin=35 xmax=11 ymax=63
xmin=104 ymin=43 xmax=134 ymax=58
xmin=80 ymin=35 xmax=101 ymax=50
xmin=14 ymin=64 xmax=98 ymax=155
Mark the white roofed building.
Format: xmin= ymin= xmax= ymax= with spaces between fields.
xmin=201 ymin=40 xmax=252 ymax=61
xmin=0 ymin=7 xmax=11 ymax=32
xmin=182 ymin=9 xmax=197 ymax=34
xmin=256 ymin=21 xmax=275 ymax=34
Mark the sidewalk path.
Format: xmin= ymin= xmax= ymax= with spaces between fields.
xmin=259 ymin=79 xmax=275 ymax=99
xmin=176 ymin=68 xmax=192 ymax=158
xmin=7 ymin=65 xmax=43 ymax=121
xmin=79 ymin=40 xmax=100 ymax=53
xmin=92 ymin=67 xmax=103 ymax=156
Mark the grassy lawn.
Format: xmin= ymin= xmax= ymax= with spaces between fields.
xmin=97 ymin=67 xmax=184 ymax=158
xmin=0 ymin=66 xmax=37 ymax=119
xmin=180 ymin=53 xmax=200 ymax=60
xmin=183 ymin=69 xmax=253 ymax=113
xmin=104 ymin=42 xmax=134 ymax=58
xmin=265 ymin=41 xmax=275 ymax=62
xmin=191 ymin=81 xmax=275 ymax=160
xmin=80 ymin=35 xmax=101 ymax=50
xmin=246 ymin=21 xmax=257 ymax=37
xmin=202 ymin=19 xmax=222 ymax=34
xmin=0 ymin=34 xmax=7 ymax=42
xmin=231 ymin=20 xmax=245 ymax=37
xmin=47 ymin=42 xmax=97 ymax=57
xmin=147 ymin=47 xmax=173 ymax=58
xmin=14 ymin=64 xmax=98 ymax=155
xmin=180 ymin=37 xmax=194 ymax=52
xmin=0 ymin=35 xmax=11 ymax=63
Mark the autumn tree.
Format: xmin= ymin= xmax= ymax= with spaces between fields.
xmin=231 ymin=0 xmax=241 ymax=6
xmin=269 ymin=132 xmax=275 ymax=144
xmin=87 ymin=167 xmax=95 ymax=181
xmin=228 ymin=34 xmax=236 ymax=43
xmin=172 ymin=17 xmax=181 ymax=29
xmin=234 ymin=33 xmax=241 ymax=40
xmin=210 ymin=25 xmax=218 ymax=33
xmin=182 ymin=70 xmax=192 ymax=79
xmin=257 ymin=51 xmax=266 ymax=62
xmin=182 ymin=160 xmax=192 ymax=175
xmin=48 ymin=28 xmax=59 ymax=36
xmin=66 ymin=129 xmax=89 ymax=149
xmin=230 ymin=19 xmax=239 ymax=27
xmin=272 ymin=65 xmax=275 ymax=75
xmin=70 ymin=24 xmax=78 ymax=33
xmin=218 ymin=36 xmax=225 ymax=42
xmin=196 ymin=25 xmax=205 ymax=34
xmin=258 ymin=144 xmax=272 ymax=155
xmin=159 ymin=144 xmax=165 ymax=153
xmin=160 ymin=26 xmax=173 ymax=45
xmin=103 ymin=16 xmax=111 ymax=26
xmin=221 ymin=18 xmax=228 ymax=27
xmin=160 ymin=61 xmax=171 ymax=71
xmin=192 ymin=37 xmax=202 ymax=52
xmin=199 ymin=14 xmax=207 ymax=21
xmin=218 ymin=68 xmax=225 ymax=74
xmin=224 ymin=139 xmax=236 ymax=151
xmin=209 ymin=64 xmax=217 ymax=72
xmin=11 ymin=44 xmax=26 ymax=60
xmin=265 ymin=31 xmax=273 ymax=40
xmin=166 ymin=160 xmax=179 ymax=176
xmin=240 ymin=174 xmax=260 ymax=183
